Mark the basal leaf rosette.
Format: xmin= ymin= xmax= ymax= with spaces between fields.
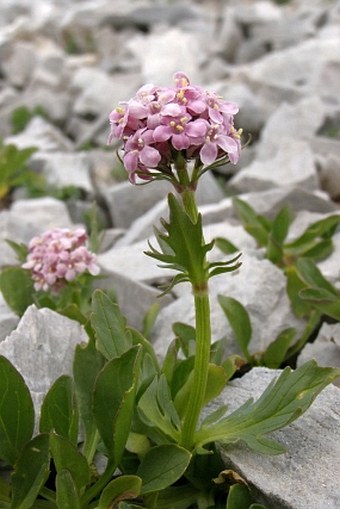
xmin=108 ymin=72 xmax=243 ymax=188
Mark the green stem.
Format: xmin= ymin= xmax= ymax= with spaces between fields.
xmin=39 ymin=487 xmax=57 ymax=503
xmin=287 ymin=310 xmax=321 ymax=358
xmin=82 ymin=429 xmax=100 ymax=465
xmin=180 ymin=288 xmax=211 ymax=450
xmin=181 ymin=188 xmax=199 ymax=223
xmin=80 ymin=460 xmax=116 ymax=507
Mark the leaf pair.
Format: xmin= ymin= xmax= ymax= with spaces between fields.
xmin=146 ymin=194 xmax=241 ymax=294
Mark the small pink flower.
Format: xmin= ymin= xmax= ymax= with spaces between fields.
xmin=22 ymin=228 xmax=100 ymax=293
xmin=154 ymin=114 xmax=207 ymax=151
xmin=199 ymin=123 xmax=240 ymax=165
xmin=123 ymin=128 xmax=161 ymax=174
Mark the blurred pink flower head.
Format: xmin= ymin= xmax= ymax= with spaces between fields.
xmin=22 ymin=228 xmax=100 ymax=292
xmin=108 ymin=72 xmax=242 ymax=183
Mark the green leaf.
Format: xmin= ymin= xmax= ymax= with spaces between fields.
xmin=226 ymin=483 xmax=253 ymax=509
xmin=214 ymin=237 xmax=239 ymax=255
xmin=232 ymin=198 xmax=270 ymax=247
xmin=196 ymin=360 xmax=340 ymax=454
xmin=285 ymin=265 xmax=311 ymax=318
xmin=55 ymin=469 xmax=81 ymax=509
xmin=299 ymin=288 xmax=340 ymax=320
xmin=142 ymin=302 xmax=161 ymax=339
xmin=73 ymin=338 xmax=105 ymax=460
xmin=138 ymin=375 xmax=181 ymax=443
xmin=39 ymin=376 xmax=78 ymax=444
xmin=145 ymin=194 xmax=213 ymax=287
xmin=297 ymin=239 xmax=333 ymax=262
xmin=93 ymin=346 xmax=141 ymax=463
xmin=137 ymin=444 xmax=192 ymax=494
xmin=10 ymin=434 xmax=50 ymax=509
xmin=98 ymin=475 xmax=142 ymax=509
xmin=172 ymin=322 xmax=196 ymax=358
xmin=296 ymin=258 xmax=337 ymax=295
xmin=261 ymin=328 xmax=296 ymax=368
xmin=0 ymin=356 xmax=34 ymax=465
xmin=218 ymin=295 xmax=252 ymax=362
xmin=267 ymin=207 xmax=294 ymax=264
xmin=4 ymin=240 xmax=28 ymax=263
xmin=222 ymin=355 xmax=247 ymax=383
xmin=129 ymin=327 xmax=160 ymax=376
xmin=156 ymin=485 xmax=200 ymax=509
xmin=284 ymin=214 xmax=340 ymax=256
xmin=49 ymin=434 xmax=90 ymax=493
xmin=0 ymin=267 xmax=34 ymax=316
xmin=208 ymin=252 xmax=242 ymax=279
xmin=175 ymin=363 xmax=226 ymax=418
xmin=91 ymin=289 xmax=133 ymax=360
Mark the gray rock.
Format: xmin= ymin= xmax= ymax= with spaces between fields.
xmin=10 ymin=196 xmax=75 ymax=230
xmin=71 ymin=68 xmax=141 ymax=118
xmin=243 ymin=187 xmax=336 ymax=218
xmin=0 ymin=197 xmax=74 ymax=267
xmin=194 ymin=186 xmax=335 ymax=229
xmin=216 ymin=7 xmax=243 ymax=62
xmin=115 ymin=198 xmax=168 ymax=247
xmin=30 ymin=151 xmax=93 ymax=193
xmin=318 ymin=154 xmax=340 ymax=200
xmin=97 ymin=238 xmax=174 ymax=286
xmin=5 ymin=116 xmax=74 ymax=152
xmin=0 ymin=305 xmax=88 ymax=418
xmin=213 ymin=367 xmax=340 ymax=509
xmin=229 ymin=140 xmax=319 ymax=193
xmin=129 ymin=4 xmax=202 ymax=29
xmin=258 ymin=96 xmax=328 ymax=156
xmin=238 ymin=36 xmax=340 ymax=101
xmin=126 ymin=27 xmax=204 ymax=86
xmin=297 ymin=323 xmax=340 ymax=386
xmin=152 ymin=253 xmax=305 ymax=358
xmin=102 ymin=179 xmax=172 ymax=229
xmin=317 ymin=229 xmax=340 ymax=283
xmin=0 ymin=292 xmax=19 ymax=342
xmin=0 ymin=40 xmax=37 ymax=88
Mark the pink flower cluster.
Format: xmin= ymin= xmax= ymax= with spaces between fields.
xmin=108 ymin=72 xmax=242 ymax=183
xmin=22 ymin=228 xmax=100 ymax=292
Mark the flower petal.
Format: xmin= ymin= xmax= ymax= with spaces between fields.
xmin=172 ymin=134 xmax=190 ymax=150
xmin=123 ymin=150 xmax=139 ymax=171
xmin=200 ymin=142 xmax=218 ymax=165
xmin=139 ymin=146 xmax=161 ymax=168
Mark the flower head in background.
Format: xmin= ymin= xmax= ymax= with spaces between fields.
xmin=22 ymin=228 xmax=100 ymax=292
xmin=108 ymin=72 xmax=243 ymax=184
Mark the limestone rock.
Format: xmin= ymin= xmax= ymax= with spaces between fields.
xmin=0 ymin=305 xmax=88 ymax=418
xmin=30 ymin=151 xmax=93 ymax=194
xmin=297 ymin=322 xmax=340 ymax=387
xmin=229 ymin=140 xmax=319 ymax=193
xmin=0 ymin=197 xmax=74 ymax=267
xmin=0 ymin=292 xmax=19 ymax=342
xmin=5 ymin=117 xmax=74 ymax=152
